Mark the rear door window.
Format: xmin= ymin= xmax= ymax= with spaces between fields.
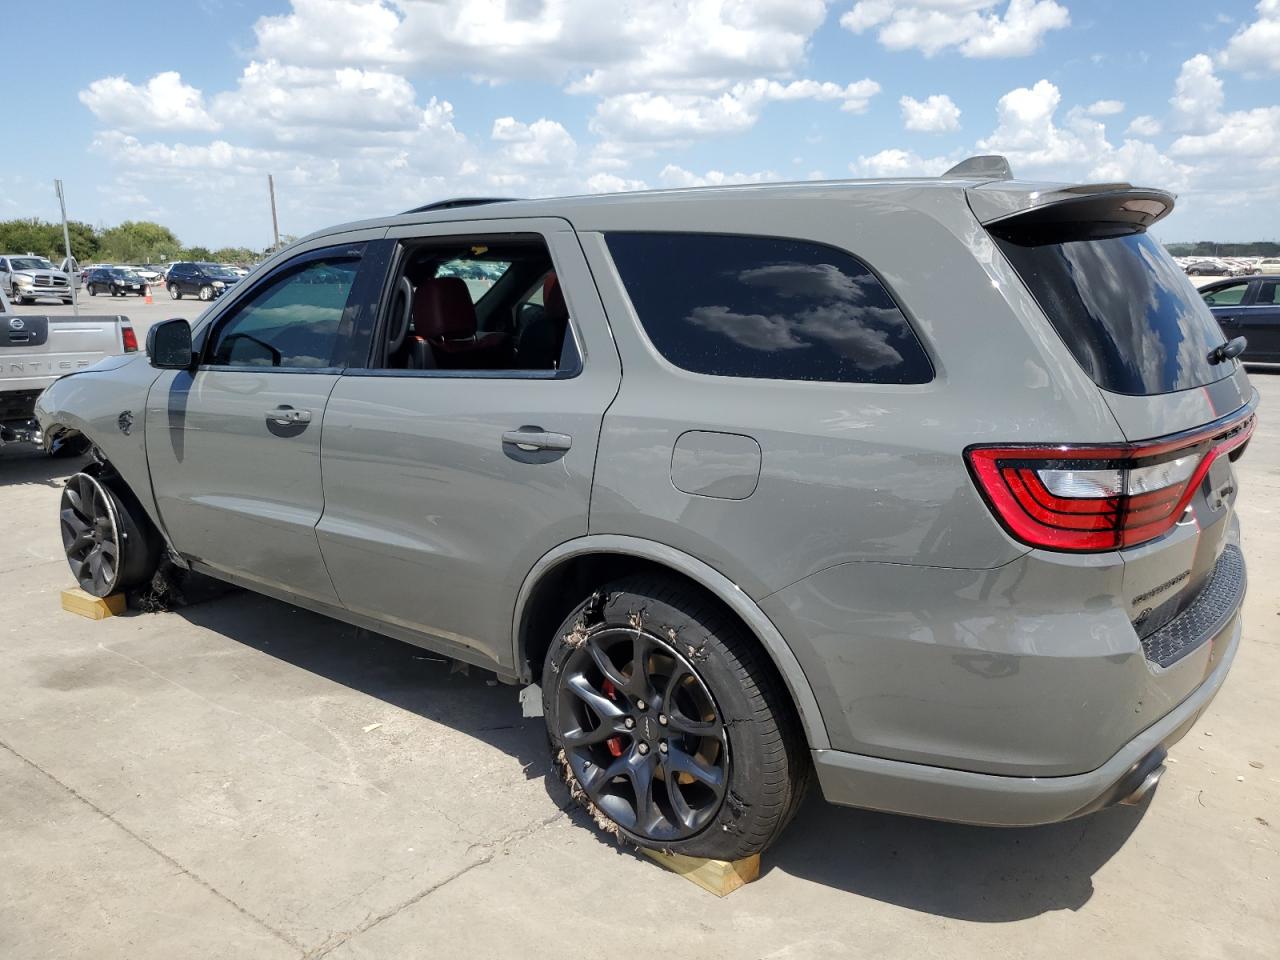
xmin=994 ymin=231 xmax=1233 ymax=396
xmin=605 ymin=232 xmax=932 ymax=384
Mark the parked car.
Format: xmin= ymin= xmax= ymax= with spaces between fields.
xmin=85 ymin=267 xmax=147 ymax=297
xmin=122 ymin=264 xmax=163 ymax=284
xmin=1184 ymin=258 xmax=1227 ymax=276
xmin=1257 ymin=258 xmax=1280 ymax=274
xmin=165 ymin=261 xmax=242 ymax=300
xmin=1 ymin=289 xmax=138 ymax=448
xmin=1201 ymin=275 xmax=1280 ymax=363
xmin=36 ymin=159 xmax=1256 ymax=859
xmin=0 ymin=254 xmax=73 ymax=304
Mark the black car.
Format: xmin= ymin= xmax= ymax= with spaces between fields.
xmin=166 ymin=262 xmax=241 ymax=301
xmin=1201 ymin=275 xmax=1280 ymax=363
xmin=85 ymin=267 xmax=147 ymax=297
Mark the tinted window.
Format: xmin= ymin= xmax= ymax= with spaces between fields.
xmin=207 ymin=258 xmax=358 ymax=369
xmin=606 ymin=233 xmax=932 ymax=384
xmin=1257 ymin=281 xmax=1280 ymax=306
xmin=995 ymin=232 xmax=1232 ymax=396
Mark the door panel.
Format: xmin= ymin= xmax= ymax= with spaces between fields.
xmin=1239 ymin=280 xmax=1280 ymax=361
xmin=146 ymin=369 xmax=341 ymax=602
xmin=144 ymin=240 xmax=382 ymax=603
xmin=316 ymin=221 xmax=622 ymax=668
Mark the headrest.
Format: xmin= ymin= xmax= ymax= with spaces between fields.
xmin=413 ymin=276 xmax=476 ymax=340
xmin=543 ymin=272 xmax=568 ymax=321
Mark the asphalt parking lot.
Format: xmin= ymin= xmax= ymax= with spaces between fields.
xmin=1 ymin=375 xmax=1277 ymax=960
xmin=7 ymin=289 xmax=210 ymax=340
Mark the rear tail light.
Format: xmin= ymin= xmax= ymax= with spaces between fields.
xmin=966 ymin=411 xmax=1255 ymax=552
xmin=121 ymin=326 xmax=138 ymax=353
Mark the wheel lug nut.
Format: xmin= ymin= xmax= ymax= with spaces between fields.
xmin=623 ymin=717 xmax=635 ymax=729
xmin=637 ymin=742 xmax=649 ymax=755
xmin=659 ymin=742 xmax=667 ymax=754
xmin=658 ymin=714 xmax=668 ymax=726
xmin=636 ymin=699 xmax=646 ymax=711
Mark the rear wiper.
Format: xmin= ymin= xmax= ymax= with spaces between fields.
xmin=1208 ymin=336 xmax=1247 ymax=365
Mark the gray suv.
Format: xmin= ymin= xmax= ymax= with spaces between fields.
xmin=36 ymin=157 xmax=1255 ymax=860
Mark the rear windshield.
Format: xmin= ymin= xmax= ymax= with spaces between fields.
xmin=606 ymin=232 xmax=933 ymax=385
xmin=995 ymin=231 xmax=1232 ymax=396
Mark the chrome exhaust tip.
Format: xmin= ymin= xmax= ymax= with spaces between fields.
xmin=1119 ymin=764 xmax=1165 ymax=806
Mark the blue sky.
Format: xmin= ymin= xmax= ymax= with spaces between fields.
xmin=2 ymin=1 xmax=1277 ymax=249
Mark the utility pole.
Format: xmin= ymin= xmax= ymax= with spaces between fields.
xmin=53 ymin=180 xmax=79 ymax=317
xmin=268 ymin=174 xmax=280 ymax=253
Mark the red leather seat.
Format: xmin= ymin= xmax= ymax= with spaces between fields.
xmin=411 ymin=277 xmax=508 ymax=369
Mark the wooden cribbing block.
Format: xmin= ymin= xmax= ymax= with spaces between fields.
xmin=61 ymin=588 xmax=126 ymax=620
xmin=639 ymin=849 xmax=761 ymax=897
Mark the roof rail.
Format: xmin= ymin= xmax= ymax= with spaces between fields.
xmin=942 ymin=155 xmax=1014 ymax=181
xmin=400 ymin=197 xmax=519 ymax=215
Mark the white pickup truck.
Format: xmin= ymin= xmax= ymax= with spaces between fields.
xmin=0 ymin=287 xmax=139 ymax=450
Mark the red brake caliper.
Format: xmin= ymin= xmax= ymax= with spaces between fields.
xmin=602 ymin=679 xmax=625 ymax=757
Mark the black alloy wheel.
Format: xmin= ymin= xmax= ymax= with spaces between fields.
xmin=60 ymin=473 xmax=123 ymax=595
xmin=544 ymin=576 xmax=810 ymax=859
xmin=555 ymin=623 xmax=729 ymax=843
xmin=59 ymin=472 xmax=160 ymax=597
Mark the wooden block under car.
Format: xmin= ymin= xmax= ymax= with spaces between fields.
xmin=61 ymin=587 xmax=126 ymax=620
xmin=638 ymin=849 xmax=761 ymax=897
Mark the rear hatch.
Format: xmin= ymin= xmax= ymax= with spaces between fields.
xmin=970 ymin=182 xmax=1255 ymax=665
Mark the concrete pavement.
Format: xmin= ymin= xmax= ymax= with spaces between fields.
xmin=1 ymin=376 xmax=1277 ymax=959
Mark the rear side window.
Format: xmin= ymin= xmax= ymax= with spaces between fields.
xmin=994 ymin=231 xmax=1232 ymax=396
xmin=605 ymin=233 xmax=932 ymax=384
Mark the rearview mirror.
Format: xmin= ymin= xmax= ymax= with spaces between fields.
xmin=147 ymin=318 xmax=194 ymax=369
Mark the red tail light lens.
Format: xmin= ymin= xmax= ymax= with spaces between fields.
xmin=966 ymin=411 xmax=1255 ymax=552
xmin=121 ymin=326 xmax=138 ymax=353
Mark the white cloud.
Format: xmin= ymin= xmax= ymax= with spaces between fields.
xmin=974 ymin=79 xmax=1190 ymax=189
xmin=210 ymin=61 xmax=434 ymax=147
xmin=658 ymin=165 xmax=780 ymax=187
xmin=849 ymin=148 xmax=959 ymax=178
xmin=590 ymin=77 xmax=880 ymax=144
xmin=841 ymin=0 xmax=1069 ymax=58
xmin=1171 ymin=106 xmax=1280 ymax=159
xmin=1218 ymin=0 xmax=1280 ymax=74
xmin=585 ymin=173 xmax=649 ymax=193
xmin=900 ymin=93 xmax=961 ymax=131
xmin=1083 ymin=99 xmax=1124 ymax=116
xmin=79 ymin=72 xmax=217 ymax=131
xmin=1126 ymin=114 xmax=1162 ymax=136
xmin=254 ymin=0 xmax=830 ymax=94
xmin=491 ymin=118 xmax=578 ymax=168
xmin=1170 ymin=54 xmax=1224 ymax=131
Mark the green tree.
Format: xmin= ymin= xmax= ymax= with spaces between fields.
xmin=183 ymin=245 xmax=214 ymax=261
xmin=98 ymin=220 xmax=182 ymax=263
xmin=210 ymin=246 xmax=256 ymax=263
xmin=0 ymin=218 xmax=98 ymax=261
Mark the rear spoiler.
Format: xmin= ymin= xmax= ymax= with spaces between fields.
xmin=968 ymin=179 xmax=1174 ymax=239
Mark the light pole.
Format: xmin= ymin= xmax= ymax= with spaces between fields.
xmin=53 ymin=179 xmax=79 ymax=316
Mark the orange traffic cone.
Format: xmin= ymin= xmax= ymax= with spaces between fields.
xmin=144 ymin=284 xmax=153 ymax=304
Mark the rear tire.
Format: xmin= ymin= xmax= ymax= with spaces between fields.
xmin=168 ymin=283 xmax=181 ymax=300
xmin=87 ymin=284 xmax=96 ymax=296
xmin=543 ymin=575 xmax=809 ymax=860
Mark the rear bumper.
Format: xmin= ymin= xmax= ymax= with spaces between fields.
xmin=813 ymin=611 xmax=1240 ymax=826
